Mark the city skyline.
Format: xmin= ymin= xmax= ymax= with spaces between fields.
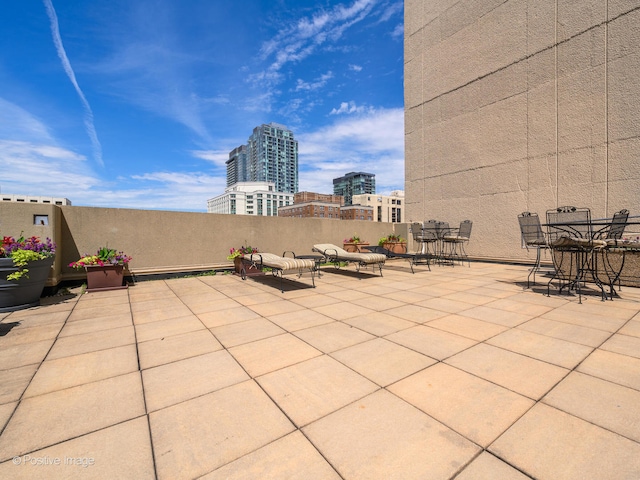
xmin=1 ymin=0 xmax=404 ymax=212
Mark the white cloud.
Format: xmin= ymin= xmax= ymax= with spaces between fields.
xmin=330 ymin=101 xmax=370 ymax=115
xmin=254 ymin=0 xmax=375 ymax=87
xmin=189 ymin=149 xmax=229 ymax=167
xmin=297 ymin=107 xmax=404 ymax=195
xmin=295 ymin=71 xmax=334 ymax=92
xmin=43 ymin=0 xmax=103 ymax=167
xmin=349 ymin=64 xmax=363 ymax=72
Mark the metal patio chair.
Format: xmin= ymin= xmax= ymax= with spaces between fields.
xmin=517 ymin=212 xmax=549 ymax=288
xmin=442 ymin=220 xmax=472 ymax=266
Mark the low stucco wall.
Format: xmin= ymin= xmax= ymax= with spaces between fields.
xmin=1 ymin=203 xmax=409 ymax=285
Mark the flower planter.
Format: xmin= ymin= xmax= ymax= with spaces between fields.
xmin=0 ymin=257 xmax=54 ymax=312
xmin=233 ymin=257 xmax=263 ymax=277
xmin=85 ymin=265 xmax=128 ymax=292
xmin=343 ymin=242 xmax=369 ymax=253
xmin=383 ymin=242 xmax=407 ymax=254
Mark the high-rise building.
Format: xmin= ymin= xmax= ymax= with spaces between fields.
xmin=333 ymin=172 xmax=375 ymax=206
xmin=225 ymin=145 xmax=249 ymax=187
xmin=247 ymin=123 xmax=298 ymax=194
xmin=225 ymin=123 xmax=298 ymax=194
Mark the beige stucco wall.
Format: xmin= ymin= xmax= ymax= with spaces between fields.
xmin=1 ymin=202 xmax=407 ymax=285
xmin=405 ymin=1 xmax=640 ymax=261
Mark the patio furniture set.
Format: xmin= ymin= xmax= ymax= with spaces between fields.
xmin=518 ymin=206 xmax=640 ymax=303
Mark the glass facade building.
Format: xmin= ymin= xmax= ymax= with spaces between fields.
xmin=332 ymin=172 xmax=376 ymax=206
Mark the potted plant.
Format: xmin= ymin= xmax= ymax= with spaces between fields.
xmin=378 ymin=234 xmax=407 ymax=254
xmin=69 ymin=247 xmax=132 ymax=292
xmin=0 ymin=234 xmax=56 ymax=312
xmin=227 ymin=245 xmax=261 ymax=275
xmin=343 ymin=234 xmax=369 ymax=252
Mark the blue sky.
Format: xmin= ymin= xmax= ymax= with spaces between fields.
xmin=1 ymin=0 xmax=404 ymax=211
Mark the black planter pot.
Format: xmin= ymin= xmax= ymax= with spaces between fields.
xmin=0 ymin=256 xmax=55 ymax=312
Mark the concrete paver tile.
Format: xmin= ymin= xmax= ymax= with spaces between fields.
xmin=541 ymin=307 xmax=629 ymax=332
xmin=380 ymin=289 xmax=434 ymax=304
xmin=313 ymin=301 xmax=376 ymax=321
xmin=58 ymin=312 xmax=133 ymax=337
xmin=487 ymin=328 xmax=593 ymax=369
xmin=201 ymin=430 xmax=341 ymax=480
xmin=0 ymin=322 xmax=64 ymax=347
xmin=0 ymin=416 xmax=154 ymax=480
xmin=619 ymin=319 xmax=640 ymax=338
xmin=302 ymin=389 xmax=480 ymax=480
xmin=0 ymin=340 xmax=54 ymax=370
xmin=138 ymin=329 xmax=222 ymax=369
xmin=293 ymin=322 xmax=374 ymax=353
xmin=543 ymin=371 xmax=640 ymax=442
xmin=331 ymin=338 xmax=435 ymax=387
xmin=341 ymin=311 xmax=416 ymax=336
xmin=67 ymin=303 xmax=131 ymax=322
xmin=577 ymin=349 xmax=640 ymax=390
xmin=47 ymin=325 xmax=135 ymax=360
xmin=3 ymin=311 xmax=69 ymax=327
xmin=0 ymin=372 xmax=145 ymax=461
xmin=455 ymin=451 xmax=531 ymax=480
xmin=384 ymin=303 xmax=448 ymax=323
xmin=459 ymin=305 xmax=532 ymax=327
xmin=135 ymin=315 xmax=205 ymax=342
xmin=0 ymin=364 xmax=38 ymax=404
xmin=350 ymin=295 xmax=405 ymax=311
xmin=288 ymin=293 xmax=342 ymax=308
xmin=386 ymin=325 xmax=477 ymax=360
xmin=266 ymin=309 xmax=335 ymax=332
xmin=229 ymin=333 xmax=321 ymax=377
xmin=257 ymin=355 xmax=378 ymax=427
xmin=445 ymin=343 xmax=569 ymax=400
xmin=0 ymin=403 xmax=16 ymax=432
xmin=441 ymin=291 xmax=496 ymax=306
xmin=210 ymin=318 xmax=285 ymax=348
xmin=416 ymin=297 xmax=476 ymax=314
xmin=197 ymin=306 xmax=261 ymax=328
xmin=427 ymin=314 xmax=508 ymax=341
xmin=131 ymin=304 xmax=194 ymax=325
xmin=247 ymin=300 xmax=306 ymax=317
xmin=142 ymin=350 xmax=249 ymax=412
xmin=600 ymin=333 xmax=640 ymax=359
xmin=24 ymin=344 xmax=139 ymax=398
xmin=490 ymin=403 xmax=640 ymax=480
xmin=483 ymin=297 xmax=554 ymax=316
xmin=390 ymin=363 xmax=534 ymax=447
xmin=517 ymin=317 xmax=611 ymax=347
xmin=150 ymin=380 xmax=294 ymax=480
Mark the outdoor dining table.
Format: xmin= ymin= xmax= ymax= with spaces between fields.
xmin=542 ymin=217 xmax=640 ymax=302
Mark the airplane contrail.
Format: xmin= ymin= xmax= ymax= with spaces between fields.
xmin=43 ymin=0 xmax=104 ymax=167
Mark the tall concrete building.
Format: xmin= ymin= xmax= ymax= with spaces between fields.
xmin=226 ymin=123 xmax=299 ymax=194
xmin=248 ymin=123 xmax=298 ymax=194
xmin=333 ymin=172 xmax=375 ymax=206
xmin=404 ymin=1 xmax=640 ymax=261
xmin=225 ymin=145 xmax=249 ymax=187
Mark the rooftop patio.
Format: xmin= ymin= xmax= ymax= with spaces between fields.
xmin=1 ymin=260 xmax=639 ymax=479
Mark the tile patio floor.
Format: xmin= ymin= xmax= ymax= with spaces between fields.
xmin=1 ymin=260 xmax=640 ymax=479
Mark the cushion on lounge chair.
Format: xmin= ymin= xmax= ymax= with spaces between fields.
xmin=312 ymin=244 xmax=386 ymax=264
xmin=248 ymin=253 xmax=315 ymax=271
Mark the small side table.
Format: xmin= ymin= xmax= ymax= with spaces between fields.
xmin=293 ymin=254 xmax=325 ymax=277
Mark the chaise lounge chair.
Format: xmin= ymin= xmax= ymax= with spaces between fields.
xmin=312 ymin=243 xmax=386 ymax=277
xmin=362 ymin=245 xmax=430 ymax=273
xmin=240 ymin=252 xmax=316 ymax=292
